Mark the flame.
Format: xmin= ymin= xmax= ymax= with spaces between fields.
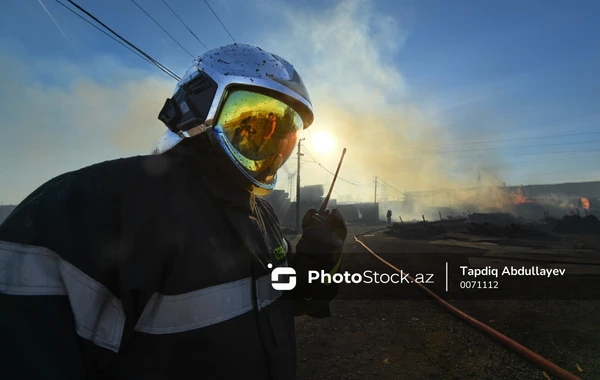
xmin=581 ymin=197 xmax=590 ymax=210
xmin=511 ymin=187 xmax=531 ymax=204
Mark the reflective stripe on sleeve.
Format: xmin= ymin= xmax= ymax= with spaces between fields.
xmin=1 ymin=240 xmax=288 ymax=345
xmin=134 ymin=278 xmax=254 ymax=335
xmin=136 ymin=260 xmax=288 ymax=334
xmin=0 ymin=241 xmax=125 ymax=353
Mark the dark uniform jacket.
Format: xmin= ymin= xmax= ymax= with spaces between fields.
xmin=0 ymin=137 xmax=335 ymax=380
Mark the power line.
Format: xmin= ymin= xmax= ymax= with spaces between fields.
xmin=302 ymin=147 xmax=407 ymax=195
xmin=305 ymin=159 xmax=371 ymax=187
xmin=203 ymin=0 xmax=236 ymax=43
xmin=510 ymin=172 xmax=600 ymax=185
xmin=447 ymin=151 xmax=600 ymax=173
xmin=413 ymin=148 xmax=600 ymax=158
xmin=434 ymin=139 xmax=600 ymax=154
xmin=37 ymin=0 xmax=75 ymax=49
xmin=409 ymin=131 xmax=600 ymax=148
xmin=402 ymin=143 xmax=600 ymax=156
xmin=364 ymin=152 xmax=600 ymax=197
xmin=404 ymin=189 xmax=456 ymax=197
xmin=510 ymin=168 xmax=600 ymax=183
xmin=378 ymin=179 xmax=403 ymax=194
xmin=60 ymin=0 xmax=181 ymax=81
xmin=130 ymin=0 xmax=194 ymax=59
xmin=355 ymin=138 xmax=600 ymax=159
xmin=302 ymin=133 xmax=600 ymax=193
xmin=301 ymin=147 xmax=371 ymax=187
xmin=330 ymin=149 xmax=600 ymax=190
xmin=467 ymin=148 xmax=600 ymax=158
xmin=160 ymin=0 xmax=209 ymax=51
xmin=55 ymin=0 xmax=150 ymax=64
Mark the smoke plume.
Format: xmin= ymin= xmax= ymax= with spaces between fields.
xmin=256 ymin=0 xmax=508 ymax=210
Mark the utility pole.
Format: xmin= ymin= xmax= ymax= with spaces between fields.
xmin=432 ymin=185 xmax=435 ymax=207
xmin=295 ymin=138 xmax=305 ymax=232
xmin=374 ymin=176 xmax=378 ymax=204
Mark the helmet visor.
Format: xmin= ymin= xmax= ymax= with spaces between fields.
xmin=213 ymin=89 xmax=303 ymax=188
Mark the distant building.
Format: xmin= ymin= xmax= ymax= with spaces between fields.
xmin=263 ymin=185 xmax=380 ymax=228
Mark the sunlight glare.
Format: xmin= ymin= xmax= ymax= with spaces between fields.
xmin=311 ymin=131 xmax=335 ymax=153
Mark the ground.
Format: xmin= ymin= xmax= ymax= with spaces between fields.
xmin=288 ymin=224 xmax=600 ymax=380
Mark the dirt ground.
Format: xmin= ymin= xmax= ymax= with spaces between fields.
xmin=289 ymin=224 xmax=600 ymax=380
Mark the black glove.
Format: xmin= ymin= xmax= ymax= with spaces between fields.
xmin=299 ymin=208 xmax=347 ymax=253
xmin=292 ymin=208 xmax=347 ymax=318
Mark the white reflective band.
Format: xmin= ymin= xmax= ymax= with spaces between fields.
xmin=0 ymin=241 xmax=125 ymax=353
xmin=1 ymin=240 xmax=289 ymax=344
xmin=0 ymin=242 xmax=66 ymax=296
xmin=135 ymin=278 xmax=254 ymax=335
xmin=256 ymin=274 xmax=283 ymax=311
xmin=135 ymin=261 xmax=288 ymax=334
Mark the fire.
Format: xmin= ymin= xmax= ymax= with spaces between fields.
xmin=512 ymin=193 xmax=530 ymax=204
xmin=511 ymin=187 xmax=531 ymax=204
xmin=581 ymin=197 xmax=590 ymax=210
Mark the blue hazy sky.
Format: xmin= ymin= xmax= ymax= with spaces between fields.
xmin=1 ymin=0 xmax=599 ymax=204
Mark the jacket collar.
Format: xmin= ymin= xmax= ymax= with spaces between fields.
xmin=165 ymin=135 xmax=256 ymax=211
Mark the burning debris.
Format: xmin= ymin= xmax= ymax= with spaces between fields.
xmin=381 ymin=181 xmax=600 ymax=241
xmin=386 ymin=207 xmax=600 ymax=243
xmin=581 ymin=197 xmax=590 ymax=210
xmin=510 ymin=186 xmax=532 ymax=205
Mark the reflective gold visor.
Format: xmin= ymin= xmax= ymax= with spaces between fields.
xmin=213 ymin=89 xmax=303 ymax=188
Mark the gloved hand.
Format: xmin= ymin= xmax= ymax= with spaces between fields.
xmin=299 ymin=208 xmax=347 ymax=253
xmin=292 ymin=208 xmax=347 ymax=318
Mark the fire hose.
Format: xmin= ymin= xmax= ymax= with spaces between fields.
xmin=353 ymin=235 xmax=582 ymax=380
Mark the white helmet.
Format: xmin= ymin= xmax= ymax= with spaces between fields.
xmin=155 ymin=43 xmax=314 ymax=195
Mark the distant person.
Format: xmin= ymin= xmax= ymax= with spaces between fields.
xmin=231 ymin=126 xmax=244 ymax=145
xmin=259 ymin=112 xmax=277 ymax=150
xmin=232 ymin=117 xmax=258 ymax=150
xmin=266 ymin=112 xmax=277 ymax=139
xmin=387 ymin=209 xmax=392 ymax=225
xmin=242 ymin=117 xmax=257 ymax=135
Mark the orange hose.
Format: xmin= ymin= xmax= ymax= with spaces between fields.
xmin=353 ymin=235 xmax=581 ymax=380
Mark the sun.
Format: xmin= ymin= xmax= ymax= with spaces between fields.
xmin=311 ymin=131 xmax=335 ymax=153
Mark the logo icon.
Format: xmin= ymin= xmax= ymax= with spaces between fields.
xmin=268 ymin=263 xmax=296 ymax=290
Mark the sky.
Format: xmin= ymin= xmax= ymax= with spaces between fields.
xmin=0 ymin=0 xmax=599 ymax=205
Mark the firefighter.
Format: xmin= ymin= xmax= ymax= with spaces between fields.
xmin=0 ymin=44 xmax=347 ymax=380
xmin=387 ymin=209 xmax=393 ymax=225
